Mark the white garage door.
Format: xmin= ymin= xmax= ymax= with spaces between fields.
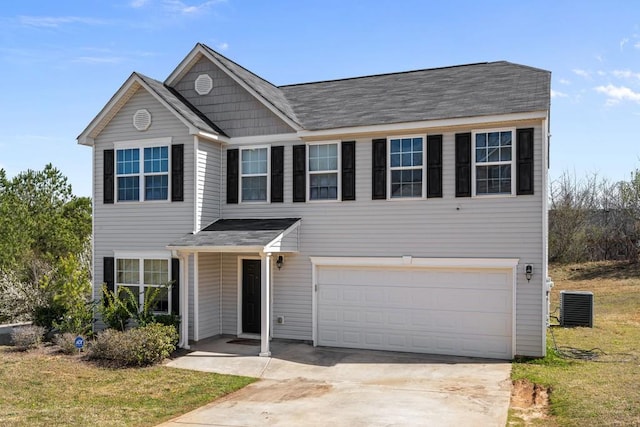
xmin=316 ymin=265 xmax=513 ymax=359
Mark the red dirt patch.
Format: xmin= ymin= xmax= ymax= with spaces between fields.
xmin=509 ymin=378 xmax=552 ymax=425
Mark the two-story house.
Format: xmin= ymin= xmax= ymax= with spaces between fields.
xmin=78 ymin=43 xmax=551 ymax=359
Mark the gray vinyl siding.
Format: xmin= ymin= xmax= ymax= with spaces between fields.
xmin=219 ymin=122 xmax=546 ymax=356
xmin=197 ymin=252 xmax=221 ymax=339
xmin=196 ymin=140 xmax=221 ymax=231
xmin=91 ymin=88 xmax=196 ymax=329
xmin=172 ymin=57 xmax=294 ymax=137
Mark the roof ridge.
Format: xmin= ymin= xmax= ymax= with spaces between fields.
xmin=279 ymin=61 xmax=498 ymax=88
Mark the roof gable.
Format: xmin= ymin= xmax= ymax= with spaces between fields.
xmin=78 ymin=72 xmax=225 ymax=146
xmin=165 ymin=43 xmax=301 ymax=132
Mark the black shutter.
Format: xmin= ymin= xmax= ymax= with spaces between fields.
xmin=104 ymin=149 xmax=114 ymax=204
xmin=372 ymin=138 xmax=387 ymax=200
xmin=455 ymin=133 xmax=472 ymax=197
xmin=226 ymin=149 xmax=239 ymax=204
xmin=171 ymin=258 xmax=180 ymax=315
xmin=103 ymin=257 xmax=114 ymax=306
xmin=426 ymin=135 xmax=443 ymax=198
xmin=517 ymin=128 xmax=534 ymax=195
xmin=271 ymin=146 xmax=284 ymax=203
xmin=341 ymin=141 xmax=356 ymax=201
xmin=171 ymin=144 xmax=184 ymax=202
xmin=292 ymin=144 xmax=306 ymax=202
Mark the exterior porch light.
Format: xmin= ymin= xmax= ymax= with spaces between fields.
xmin=525 ymin=264 xmax=533 ymax=282
xmin=276 ymin=255 xmax=284 ymax=270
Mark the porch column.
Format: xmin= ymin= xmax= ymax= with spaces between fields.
xmin=259 ymin=252 xmax=272 ymax=357
xmin=179 ymin=253 xmax=190 ymax=349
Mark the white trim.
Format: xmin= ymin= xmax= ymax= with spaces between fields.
xmin=193 ymin=253 xmax=199 ymax=341
xmin=239 ymin=145 xmax=271 ymax=204
xmin=193 ymin=136 xmax=199 ymax=234
xmin=178 ymin=253 xmax=190 ymax=349
xmin=471 ymin=128 xmax=516 ymax=197
xmin=236 ymin=256 xmax=261 ymax=336
xmin=260 ymin=253 xmax=272 ymax=357
xmin=296 ymin=111 xmax=548 ymax=139
xmin=387 ymin=135 xmax=426 ymax=200
xmin=309 ymin=256 xmax=519 ymax=269
xmin=196 ymin=131 xmax=230 ymax=143
xmin=541 ymin=116 xmax=550 ymax=357
xmin=113 ymin=138 xmax=173 ymax=203
xmin=310 ymin=256 xmax=518 ymax=358
xmin=229 ymin=133 xmax=301 ymax=145
xmin=112 ymin=137 xmax=172 ymax=151
xmin=263 ymin=220 xmax=301 ymax=253
xmin=169 ymin=245 xmax=266 ymax=253
xmin=306 ymin=141 xmax=341 ymax=202
xmin=114 ymin=250 xmax=171 ymax=259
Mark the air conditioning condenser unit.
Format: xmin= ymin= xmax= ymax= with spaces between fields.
xmin=560 ymin=291 xmax=594 ymax=327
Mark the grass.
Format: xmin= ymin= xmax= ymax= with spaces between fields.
xmin=0 ymin=347 xmax=256 ymax=427
xmin=510 ymin=261 xmax=640 ymax=426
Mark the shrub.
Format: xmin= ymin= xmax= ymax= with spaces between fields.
xmin=54 ymin=332 xmax=81 ymax=355
xmin=88 ymin=324 xmax=178 ymax=367
xmin=98 ymin=285 xmax=134 ymax=331
xmin=11 ymin=325 xmax=45 ymax=350
xmin=154 ymin=313 xmax=181 ymax=330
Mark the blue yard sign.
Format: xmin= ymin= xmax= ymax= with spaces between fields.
xmin=74 ymin=336 xmax=85 ymax=350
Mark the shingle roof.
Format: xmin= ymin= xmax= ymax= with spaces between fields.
xmin=167 ymin=218 xmax=301 ymax=249
xmin=279 ymin=62 xmax=551 ymax=130
xmin=136 ymin=72 xmax=227 ymax=136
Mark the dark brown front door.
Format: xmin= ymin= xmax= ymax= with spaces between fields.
xmin=242 ymin=259 xmax=261 ymax=334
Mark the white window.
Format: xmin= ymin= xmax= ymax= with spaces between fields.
xmin=308 ymin=142 xmax=339 ymax=201
xmin=389 ymin=136 xmax=424 ymax=198
xmin=241 ymin=147 xmax=269 ymax=202
xmin=116 ymin=257 xmax=171 ymax=314
xmin=115 ymin=139 xmax=170 ymax=202
xmin=473 ymin=130 xmax=515 ymax=195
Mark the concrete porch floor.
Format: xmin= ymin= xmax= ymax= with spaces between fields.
xmin=162 ymin=337 xmax=512 ymax=426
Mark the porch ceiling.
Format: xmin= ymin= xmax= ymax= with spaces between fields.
xmin=166 ymin=218 xmax=301 ymax=253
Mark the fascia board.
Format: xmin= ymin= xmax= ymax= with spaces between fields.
xmin=297 ymin=111 xmax=549 ymax=140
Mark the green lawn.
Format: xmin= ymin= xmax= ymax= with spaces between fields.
xmin=0 ymin=347 xmax=256 ymax=427
xmin=510 ymin=262 xmax=640 ymax=426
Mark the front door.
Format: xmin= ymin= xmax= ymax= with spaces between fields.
xmin=242 ymin=259 xmax=261 ymax=334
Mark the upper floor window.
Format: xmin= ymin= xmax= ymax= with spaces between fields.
xmin=389 ymin=137 xmax=423 ymax=198
xmin=116 ymin=257 xmax=170 ymax=314
xmin=308 ymin=143 xmax=339 ymax=200
xmin=241 ymin=147 xmax=268 ymax=202
xmin=116 ymin=145 xmax=168 ymax=201
xmin=474 ymin=130 xmax=514 ymax=195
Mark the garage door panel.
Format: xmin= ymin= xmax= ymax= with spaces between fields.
xmin=317 ymin=265 xmax=513 ymax=359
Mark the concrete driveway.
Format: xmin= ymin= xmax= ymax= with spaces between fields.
xmin=161 ymin=338 xmax=512 ymax=427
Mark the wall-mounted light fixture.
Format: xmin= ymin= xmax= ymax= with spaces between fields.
xmin=525 ymin=264 xmax=533 ymax=282
xmin=276 ymin=255 xmax=284 ymax=270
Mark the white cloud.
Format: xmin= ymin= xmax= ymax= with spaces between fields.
xmin=621 ymin=38 xmax=629 ymax=50
xmin=18 ymin=15 xmax=107 ymax=28
xmin=551 ymin=89 xmax=568 ymax=99
xmin=595 ymin=84 xmax=640 ymax=106
xmin=595 ymin=54 xmax=603 ymax=63
xmin=162 ymin=0 xmax=224 ymax=15
xmin=573 ymin=69 xmax=590 ymax=79
xmin=612 ymin=69 xmax=640 ymax=80
xmin=597 ymin=70 xmax=606 ymax=76
xmin=217 ymin=42 xmax=229 ymax=51
xmin=559 ymin=78 xmax=571 ymax=85
xmin=635 ymin=41 xmax=640 ymax=49
xmin=130 ymin=0 xmax=151 ymax=7
xmin=72 ymin=56 xmax=124 ymax=64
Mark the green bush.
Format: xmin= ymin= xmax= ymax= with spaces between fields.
xmin=88 ymin=324 xmax=178 ymax=367
xmin=54 ymin=332 xmax=82 ymax=355
xmin=154 ymin=313 xmax=181 ymax=330
xmin=98 ymin=285 xmax=134 ymax=331
xmin=11 ymin=325 xmax=45 ymax=350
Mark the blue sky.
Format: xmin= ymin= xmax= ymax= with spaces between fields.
xmin=1 ymin=0 xmax=639 ymax=197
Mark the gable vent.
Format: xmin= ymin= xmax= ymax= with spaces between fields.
xmin=133 ymin=109 xmax=152 ymax=131
xmin=195 ymin=74 xmax=213 ymax=95
xmin=560 ymin=291 xmax=594 ymax=327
